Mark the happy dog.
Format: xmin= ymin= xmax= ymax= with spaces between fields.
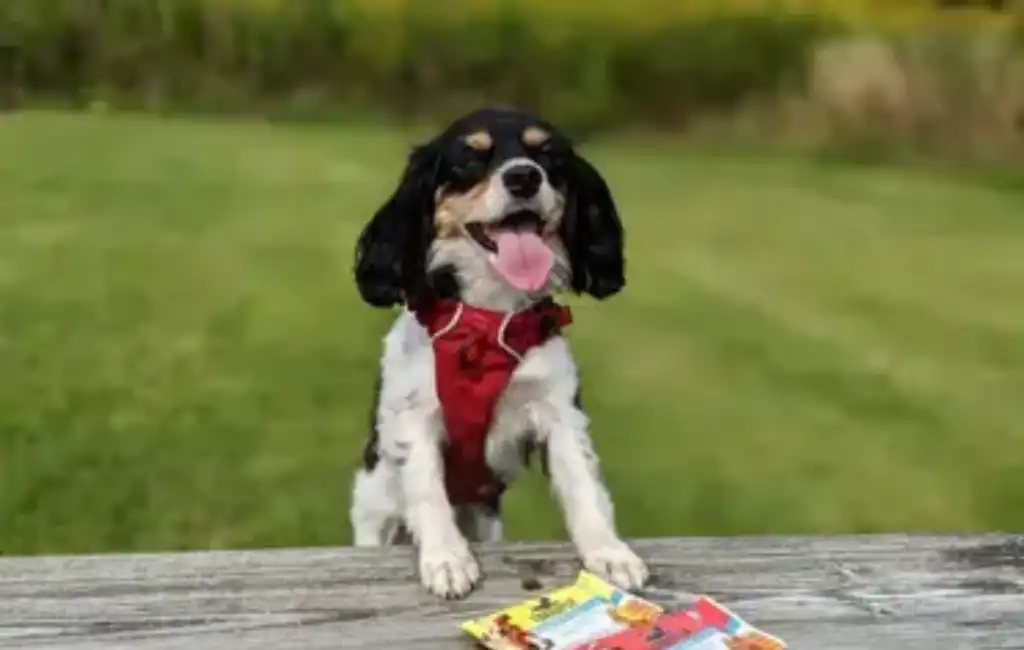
xmin=349 ymin=106 xmax=647 ymax=598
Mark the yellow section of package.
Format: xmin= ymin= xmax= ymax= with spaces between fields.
xmin=461 ymin=571 xmax=662 ymax=650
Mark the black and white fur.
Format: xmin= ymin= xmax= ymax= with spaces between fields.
xmin=349 ymin=107 xmax=648 ymax=598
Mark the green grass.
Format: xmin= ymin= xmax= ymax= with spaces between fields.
xmin=1 ymin=111 xmax=1023 ymax=556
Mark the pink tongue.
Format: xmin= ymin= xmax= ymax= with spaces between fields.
xmin=490 ymin=230 xmax=554 ymax=292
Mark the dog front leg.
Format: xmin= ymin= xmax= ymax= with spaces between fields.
xmin=388 ymin=409 xmax=480 ymax=598
xmin=541 ymin=403 xmax=649 ymax=590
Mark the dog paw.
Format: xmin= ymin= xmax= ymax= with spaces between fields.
xmin=418 ymin=542 xmax=480 ymax=599
xmin=580 ymin=541 xmax=649 ymax=591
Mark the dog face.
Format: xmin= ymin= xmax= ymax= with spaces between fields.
xmin=354 ymin=107 xmax=625 ymax=309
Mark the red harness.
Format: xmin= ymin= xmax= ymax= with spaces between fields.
xmin=414 ymin=298 xmax=573 ymax=506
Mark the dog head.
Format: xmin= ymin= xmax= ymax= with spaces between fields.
xmin=354 ymin=106 xmax=625 ymax=311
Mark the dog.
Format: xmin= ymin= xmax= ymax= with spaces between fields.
xmin=349 ymin=106 xmax=648 ymax=598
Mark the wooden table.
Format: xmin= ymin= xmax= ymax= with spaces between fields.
xmin=1 ymin=534 xmax=1022 ymax=649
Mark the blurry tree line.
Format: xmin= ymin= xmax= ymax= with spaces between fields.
xmin=1 ymin=0 xmax=1021 ymax=160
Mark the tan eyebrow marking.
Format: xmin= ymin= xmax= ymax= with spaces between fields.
xmin=463 ymin=130 xmax=493 ymax=151
xmin=522 ymin=126 xmax=550 ymax=147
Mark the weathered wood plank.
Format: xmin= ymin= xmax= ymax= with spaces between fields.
xmin=1 ymin=535 xmax=1022 ymax=649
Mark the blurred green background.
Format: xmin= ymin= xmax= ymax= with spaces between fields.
xmin=1 ymin=0 xmax=1023 ymax=555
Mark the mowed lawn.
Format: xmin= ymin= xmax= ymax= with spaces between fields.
xmin=1 ymin=112 xmax=1022 ymax=556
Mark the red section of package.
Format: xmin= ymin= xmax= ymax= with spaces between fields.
xmin=460 ymin=572 xmax=786 ymax=650
xmin=566 ymin=597 xmax=786 ymax=650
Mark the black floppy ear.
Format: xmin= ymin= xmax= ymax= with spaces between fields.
xmin=353 ymin=142 xmax=438 ymax=308
xmin=561 ymin=151 xmax=625 ymax=300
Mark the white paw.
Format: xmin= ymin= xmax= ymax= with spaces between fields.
xmin=580 ymin=541 xmax=649 ymax=591
xmin=418 ymin=542 xmax=481 ymax=599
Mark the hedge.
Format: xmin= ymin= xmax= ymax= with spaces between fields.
xmin=0 ymin=0 xmax=1014 ymax=131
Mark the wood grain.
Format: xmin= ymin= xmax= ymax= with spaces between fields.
xmin=1 ymin=535 xmax=1022 ymax=649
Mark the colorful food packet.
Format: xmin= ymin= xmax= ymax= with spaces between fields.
xmin=566 ymin=596 xmax=787 ymax=650
xmin=461 ymin=571 xmax=663 ymax=650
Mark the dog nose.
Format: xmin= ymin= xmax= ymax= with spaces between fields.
xmin=502 ymin=164 xmax=542 ymax=199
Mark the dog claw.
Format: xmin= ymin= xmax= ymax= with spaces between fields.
xmin=581 ymin=542 xmax=649 ymax=591
xmin=419 ymin=543 xmax=480 ymax=599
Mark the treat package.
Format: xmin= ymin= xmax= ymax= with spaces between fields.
xmin=567 ymin=596 xmax=787 ymax=650
xmin=461 ymin=571 xmax=663 ymax=650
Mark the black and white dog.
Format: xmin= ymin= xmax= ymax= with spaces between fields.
xmin=349 ymin=107 xmax=648 ymax=598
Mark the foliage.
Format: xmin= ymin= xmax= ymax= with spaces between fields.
xmin=1 ymin=0 xmax=840 ymax=130
xmin=0 ymin=1 xmax=1017 ymax=150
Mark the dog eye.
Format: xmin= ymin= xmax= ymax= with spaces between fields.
xmin=459 ymin=142 xmax=492 ymax=167
xmin=532 ymin=148 xmax=561 ymax=174
xmin=527 ymin=138 xmax=556 ymax=160
xmin=452 ymin=147 xmax=491 ymax=181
